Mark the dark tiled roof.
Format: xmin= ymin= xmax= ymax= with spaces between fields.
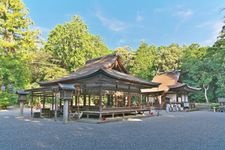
xmin=39 ymin=54 xmax=159 ymax=87
xmin=16 ymin=90 xmax=30 ymax=95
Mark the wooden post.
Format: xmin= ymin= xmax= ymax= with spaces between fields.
xmin=99 ymin=86 xmax=102 ymax=119
xmin=84 ymin=94 xmax=86 ymax=107
xmin=54 ymin=94 xmax=57 ymax=121
xmin=77 ymin=86 xmax=80 ymax=117
xmin=70 ymin=97 xmax=73 ymax=107
xmin=88 ymin=95 xmax=91 ymax=106
xmin=115 ymin=82 xmax=118 ymax=107
xmin=43 ymin=96 xmax=46 ymax=109
xmin=75 ymin=96 xmax=77 ymax=106
xmin=140 ymin=94 xmax=142 ymax=108
xmin=111 ymin=95 xmax=114 ymax=106
xmin=107 ymin=94 xmax=110 ymax=106
xmin=128 ymin=85 xmax=131 ymax=107
xmin=60 ymin=99 xmax=62 ymax=109
xmin=31 ymin=92 xmax=33 ymax=117
xmin=51 ymin=96 xmax=54 ymax=110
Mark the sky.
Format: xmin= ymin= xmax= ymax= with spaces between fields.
xmin=23 ymin=0 xmax=225 ymax=50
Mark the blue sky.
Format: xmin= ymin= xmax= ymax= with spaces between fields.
xmin=23 ymin=0 xmax=225 ymax=49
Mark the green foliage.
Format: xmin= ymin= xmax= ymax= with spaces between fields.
xmin=131 ymin=42 xmax=157 ymax=80
xmin=0 ymin=0 xmax=39 ymax=54
xmin=0 ymin=91 xmax=17 ymax=109
xmin=27 ymin=50 xmax=68 ymax=87
xmin=210 ymin=103 xmax=220 ymax=109
xmin=45 ymin=16 xmax=110 ymax=72
xmin=0 ymin=55 xmax=31 ymax=89
xmin=156 ymin=44 xmax=183 ymax=72
xmin=114 ymin=46 xmax=135 ymax=72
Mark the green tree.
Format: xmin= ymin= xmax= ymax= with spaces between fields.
xmin=181 ymin=44 xmax=217 ymax=103
xmin=45 ymin=16 xmax=110 ymax=72
xmin=155 ymin=44 xmax=183 ymax=72
xmin=131 ymin=42 xmax=157 ymax=80
xmin=114 ymin=46 xmax=135 ymax=71
xmin=0 ymin=0 xmax=39 ymax=54
xmin=0 ymin=0 xmax=39 ymax=108
xmin=29 ymin=50 xmax=68 ymax=87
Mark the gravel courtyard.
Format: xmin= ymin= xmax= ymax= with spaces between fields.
xmin=1 ymin=109 xmax=225 ymax=150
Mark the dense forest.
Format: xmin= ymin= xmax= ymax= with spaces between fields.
xmin=1 ymin=0 xmax=225 ymax=108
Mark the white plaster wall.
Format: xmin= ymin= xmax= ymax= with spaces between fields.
xmin=166 ymin=94 xmax=177 ymax=102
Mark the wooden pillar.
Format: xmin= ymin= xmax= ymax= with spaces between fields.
xmin=115 ymin=82 xmax=118 ymax=107
xmin=60 ymin=99 xmax=62 ymax=109
xmin=84 ymin=94 xmax=87 ymax=107
xmin=115 ymin=95 xmax=117 ymax=107
xmin=88 ymin=95 xmax=91 ymax=107
xmin=51 ymin=96 xmax=54 ymax=110
xmin=111 ymin=95 xmax=113 ymax=106
xmin=140 ymin=94 xmax=142 ymax=108
xmin=31 ymin=92 xmax=33 ymax=117
xmin=77 ymin=86 xmax=80 ymax=115
xmin=71 ymin=97 xmax=73 ymax=107
xmin=128 ymin=85 xmax=131 ymax=107
xmin=99 ymin=86 xmax=102 ymax=119
xmin=43 ymin=96 xmax=46 ymax=109
xmin=107 ymin=94 xmax=110 ymax=106
xmin=54 ymin=93 xmax=58 ymax=121
xmin=75 ymin=96 xmax=78 ymax=106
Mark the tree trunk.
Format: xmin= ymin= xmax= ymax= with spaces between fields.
xmin=203 ymin=84 xmax=209 ymax=104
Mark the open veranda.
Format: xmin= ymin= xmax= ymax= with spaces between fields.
xmin=1 ymin=109 xmax=225 ymax=150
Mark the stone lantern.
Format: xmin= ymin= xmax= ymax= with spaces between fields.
xmin=16 ymin=90 xmax=29 ymax=116
xmin=58 ymin=83 xmax=75 ymax=123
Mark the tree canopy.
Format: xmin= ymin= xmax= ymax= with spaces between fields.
xmin=45 ymin=16 xmax=110 ymax=72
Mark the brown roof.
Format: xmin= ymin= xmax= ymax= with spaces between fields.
xmin=141 ymin=70 xmax=201 ymax=94
xmin=39 ymin=54 xmax=159 ymax=87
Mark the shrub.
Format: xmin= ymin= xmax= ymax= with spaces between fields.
xmin=0 ymin=92 xmax=17 ymax=109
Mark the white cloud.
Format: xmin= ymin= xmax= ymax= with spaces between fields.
xmin=175 ymin=9 xmax=193 ymax=19
xmin=95 ymin=11 xmax=126 ymax=32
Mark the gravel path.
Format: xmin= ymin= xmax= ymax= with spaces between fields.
xmin=1 ymin=109 xmax=225 ymax=150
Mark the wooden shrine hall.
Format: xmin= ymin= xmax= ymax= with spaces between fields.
xmin=26 ymin=54 xmax=160 ymax=121
xmin=141 ymin=70 xmax=201 ymax=110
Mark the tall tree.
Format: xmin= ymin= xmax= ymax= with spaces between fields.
xmin=0 ymin=0 xmax=39 ymax=54
xmin=45 ymin=16 xmax=110 ymax=72
xmin=181 ymin=44 xmax=215 ymax=102
xmin=155 ymin=44 xmax=183 ymax=72
xmin=131 ymin=42 xmax=157 ymax=80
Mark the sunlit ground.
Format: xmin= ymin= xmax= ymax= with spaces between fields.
xmin=1 ymin=109 xmax=225 ymax=150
